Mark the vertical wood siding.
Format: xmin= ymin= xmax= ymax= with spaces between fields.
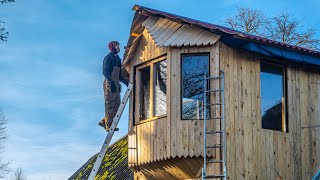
xmin=220 ymin=43 xmax=320 ymax=179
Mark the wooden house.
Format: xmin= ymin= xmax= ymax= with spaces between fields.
xmin=123 ymin=5 xmax=320 ymax=179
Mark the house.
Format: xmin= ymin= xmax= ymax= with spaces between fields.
xmin=123 ymin=5 xmax=320 ymax=180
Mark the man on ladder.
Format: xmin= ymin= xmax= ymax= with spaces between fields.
xmin=99 ymin=41 xmax=129 ymax=131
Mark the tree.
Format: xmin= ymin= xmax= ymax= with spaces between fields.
xmin=225 ymin=8 xmax=320 ymax=50
xmin=11 ymin=167 xmax=26 ymax=180
xmin=0 ymin=0 xmax=15 ymax=42
xmin=265 ymin=11 xmax=319 ymax=50
xmin=225 ymin=8 xmax=265 ymax=35
xmin=0 ymin=109 xmax=10 ymax=178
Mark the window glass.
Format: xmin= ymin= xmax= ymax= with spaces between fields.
xmin=181 ymin=54 xmax=209 ymax=119
xmin=154 ymin=60 xmax=167 ymax=116
xmin=260 ymin=62 xmax=286 ymax=131
xmin=139 ymin=66 xmax=150 ymax=120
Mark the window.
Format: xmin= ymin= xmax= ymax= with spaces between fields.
xmin=260 ymin=62 xmax=287 ymax=132
xmin=154 ymin=60 xmax=167 ymax=116
xmin=135 ymin=58 xmax=167 ymax=122
xmin=139 ymin=66 xmax=150 ymax=120
xmin=181 ymin=54 xmax=209 ymax=120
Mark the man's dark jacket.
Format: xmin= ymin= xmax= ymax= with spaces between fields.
xmin=102 ymin=52 xmax=128 ymax=85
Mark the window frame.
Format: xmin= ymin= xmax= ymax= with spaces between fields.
xmin=180 ymin=52 xmax=210 ymax=120
xmin=260 ymin=61 xmax=288 ymax=132
xmin=133 ymin=55 xmax=168 ymax=125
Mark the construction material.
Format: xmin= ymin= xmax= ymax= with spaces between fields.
xmin=88 ymin=83 xmax=133 ymax=180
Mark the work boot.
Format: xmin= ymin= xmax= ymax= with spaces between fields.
xmin=106 ymin=121 xmax=119 ymax=132
xmin=98 ymin=118 xmax=119 ymax=131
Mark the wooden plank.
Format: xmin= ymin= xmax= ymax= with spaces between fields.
xmin=175 ymin=27 xmax=201 ymax=47
xmin=163 ymin=25 xmax=187 ymax=46
xmin=150 ymin=19 xmax=171 ymax=37
xmin=166 ymin=49 xmax=171 ymax=158
xmin=147 ymin=122 xmax=151 ymax=163
xmin=195 ymin=31 xmax=214 ymax=46
xmin=163 ymin=117 xmax=167 ymax=159
xmin=300 ymin=68 xmax=311 ymax=178
xmin=159 ymin=117 xmax=164 ymax=160
xmin=188 ymin=120 xmax=195 ymax=157
xmin=201 ymin=33 xmax=220 ymax=46
xmin=157 ymin=23 xmax=182 ymax=46
xmin=152 ymin=20 xmax=172 ymax=41
xmin=170 ymin=26 xmax=194 ymax=47
xmin=148 ymin=18 xmax=168 ymax=33
xmin=180 ymin=28 xmax=203 ymax=47
xmin=142 ymin=16 xmax=159 ymax=29
xmin=170 ymin=48 xmax=177 ymax=158
xmin=222 ymin=44 xmax=234 ymax=179
xmin=244 ymin=55 xmax=252 ymax=179
xmin=182 ymin=121 xmax=188 ymax=157
xmin=150 ymin=120 xmax=154 ymax=163
xmin=254 ymin=57 xmax=262 ymax=179
xmin=176 ymin=47 xmax=184 ymax=158
xmin=293 ymin=65 xmax=301 ymax=179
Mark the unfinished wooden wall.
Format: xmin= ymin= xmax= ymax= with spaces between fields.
xmin=128 ymin=27 xmax=221 ymax=168
xmin=220 ymin=43 xmax=320 ymax=180
xmin=128 ymin=28 xmax=169 ymax=167
xmin=169 ymin=45 xmax=219 ymax=159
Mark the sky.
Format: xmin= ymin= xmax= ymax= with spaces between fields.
xmin=0 ymin=0 xmax=319 ymax=179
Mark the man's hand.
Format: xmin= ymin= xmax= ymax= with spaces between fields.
xmin=109 ymin=81 xmax=116 ymax=92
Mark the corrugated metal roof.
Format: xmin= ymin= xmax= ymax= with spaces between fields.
xmin=133 ymin=5 xmax=320 ymax=57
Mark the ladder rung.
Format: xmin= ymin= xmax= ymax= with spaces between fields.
xmin=208 ymin=160 xmax=223 ymax=163
xmin=206 ymin=117 xmax=222 ymax=120
xmin=206 ymin=145 xmax=223 ymax=148
xmin=206 ymin=76 xmax=222 ymax=80
xmin=206 ymin=89 xmax=223 ymax=93
xmin=206 ymin=131 xmax=224 ymax=134
xmin=206 ymin=103 xmax=222 ymax=106
xmin=205 ymin=175 xmax=225 ymax=178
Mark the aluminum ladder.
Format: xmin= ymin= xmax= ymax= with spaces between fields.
xmin=88 ymin=82 xmax=133 ymax=180
xmin=202 ymin=71 xmax=227 ymax=179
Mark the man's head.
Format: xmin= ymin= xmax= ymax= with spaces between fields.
xmin=108 ymin=41 xmax=120 ymax=54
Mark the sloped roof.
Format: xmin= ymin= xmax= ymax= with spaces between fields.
xmin=133 ymin=5 xmax=320 ymax=56
xmin=68 ymin=135 xmax=133 ymax=180
xmin=123 ymin=5 xmax=320 ymax=66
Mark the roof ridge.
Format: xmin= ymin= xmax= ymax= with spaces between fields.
xmin=133 ymin=4 xmax=320 ymax=56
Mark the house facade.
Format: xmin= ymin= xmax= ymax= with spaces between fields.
xmin=123 ymin=5 xmax=320 ymax=180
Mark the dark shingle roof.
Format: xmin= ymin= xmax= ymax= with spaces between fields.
xmin=68 ymin=135 xmax=133 ymax=180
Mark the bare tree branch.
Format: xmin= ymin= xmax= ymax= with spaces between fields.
xmin=0 ymin=0 xmax=15 ymax=4
xmin=225 ymin=8 xmax=266 ymax=35
xmin=225 ymin=8 xmax=320 ymax=50
xmin=265 ymin=11 xmax=320 ymax=50
xmin=0 ymin=0 xmax=14 ymax=42
xmin=11 ymin=167 xmax=26 ymax=180
xmin=0 ymin=109 xmax=10 ymax=178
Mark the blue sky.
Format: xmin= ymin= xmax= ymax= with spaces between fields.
xmin=0 ymin=0 xmax=319 ymax=179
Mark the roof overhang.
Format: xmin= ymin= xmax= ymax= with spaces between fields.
xmin=124 ymin=5 xmax=320 ymax=66
xmin=127 ymin=5 xmax=320 ymax=67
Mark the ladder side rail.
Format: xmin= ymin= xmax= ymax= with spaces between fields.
xmin=88 ymin=83 xmax=133 ymax=180
xmin=221 ymin=72 xmax=227 ymax=180
xmin=202 ymin=73 xmax=207 ymax=180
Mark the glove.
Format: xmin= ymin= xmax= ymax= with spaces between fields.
xmin=109 ymin=81 xmax=116 ymax=93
